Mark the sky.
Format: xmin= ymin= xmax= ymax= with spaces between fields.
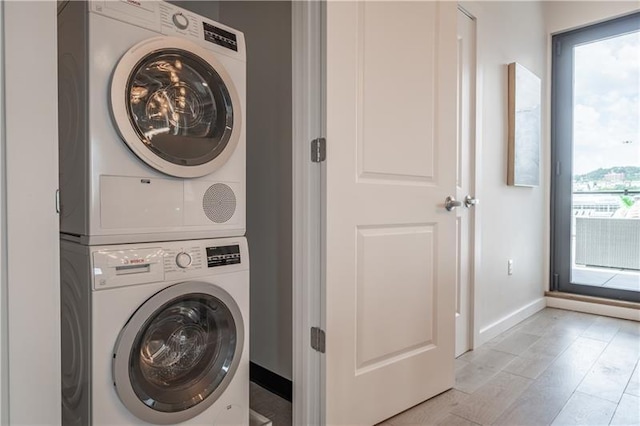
xmin=573 ymin=29 xmax=640 ymax=176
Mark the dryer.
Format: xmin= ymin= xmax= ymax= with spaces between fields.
xmin=58 ymin=0 xmax=246 ymax=245
xmin=61 ymin=237 xmax=249 ymax=425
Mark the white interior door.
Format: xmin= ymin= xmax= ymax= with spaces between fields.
xmin=454 ymin=8 xmax=477 ymax=358
xmin=324 ymin=2 xmax=458 ymax=424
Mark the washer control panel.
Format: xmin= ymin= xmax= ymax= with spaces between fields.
xmin=175 ymin=252 xmax=192 ymax=268
xmin=171 ymin=12 xmax=189 ymax=30
xmin=162 ymin=239 xmax=244 ymax=278
xmin=91 ymin=238 xmax=248 ymax=289
xmin=92 ymin=247 xmax=165 ymax=290
xmin=164 ymin=244 xmax=203 ymax=273
xmin=206 ymin=244 xmax=241 ymax=268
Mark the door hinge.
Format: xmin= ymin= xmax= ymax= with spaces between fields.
xmin=311 ymin=138 xmax=326 ymax=163
xmin=553 ymin=273 xmax=559 ymax=291
xmin=310 ymin=326 xmax=325 ymax=353
xmin=556 ymin=162 xmax=561 ymax=176
xmin=55 ymin=189 xmax=60 ymax=214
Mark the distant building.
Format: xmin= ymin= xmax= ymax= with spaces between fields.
xmin=573 ymin=193 xmax=620 ymax=217
xmin=604 ymin=171 xmax=625 ymax=182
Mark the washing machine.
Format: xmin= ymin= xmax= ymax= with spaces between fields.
xmin=58 ymin=0 xmax=246 ymax=245
xmin=61 ymin=237 xmax=249 ymax=425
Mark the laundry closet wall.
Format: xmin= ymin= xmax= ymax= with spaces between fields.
xmin=2 ymin=2 xmax=60 ymax=423
xmin=170 ymin=1 xmax=294 ymax=383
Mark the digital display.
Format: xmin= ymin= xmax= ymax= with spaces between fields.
xmin=203 ymin=22 xmax=238 ymax=52
xmin=206 ymin=244 xmax=241 ymax=268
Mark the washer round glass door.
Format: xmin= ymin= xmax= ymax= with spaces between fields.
xmin=112 ymin=281 xmax=244 ymax=425
xmin=111 ymin=37 xmax=242 ymax=178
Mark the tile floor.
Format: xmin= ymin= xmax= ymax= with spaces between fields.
xmin=380 ymin=308 xmax=640 ymax=426
xmin=250 ymin=308 xmax=640 ymax=426
xmin=250 ymin=381 xmax=292 ymax=426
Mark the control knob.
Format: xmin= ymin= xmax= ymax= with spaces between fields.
xmin=176 ymin=252 xmax=192 ymax=269
xmin=172 ymin=12 xmax=189 ymax=30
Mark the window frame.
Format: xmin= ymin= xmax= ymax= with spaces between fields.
xmin=550 ymin=11 xmax=640 ymax=302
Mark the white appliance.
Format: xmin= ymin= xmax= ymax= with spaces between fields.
xmin=61 ymin=237 xmax=250 ymax=425
xmin=58 ymin=0 xmax=246 ymax=245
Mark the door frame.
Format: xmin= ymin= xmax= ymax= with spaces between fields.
xmin=455 ymin=4 xmax=480 ymax=357
xmin=292 ymin=1 xmax=324 ymax=425
xmin=458 ymin=1 xmax=482 ymax=352
xmin=291 ymin=1 xmax=483 ymax=423
xmin=0 ymin=1 xmax=7 ymax=422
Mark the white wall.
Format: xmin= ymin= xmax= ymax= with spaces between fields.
xmin=218 ymin=1 xmax=293 ymax=381
xmin=461 ymin=1 xmax=548 ymax=345
xmin=2 ymin=1 xmax=60 ymax=424
xmin=545 ymin=1 xmax=639 ymax=34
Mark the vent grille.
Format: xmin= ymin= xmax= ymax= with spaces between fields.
xmin=202 ymin=183 xmax=236 ymax=223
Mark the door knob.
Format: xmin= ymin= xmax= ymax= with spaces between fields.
xmin=464 ymin=195 xmax=478 ymax=208
xmin=445 ymin=196 xmax=462 ymax=211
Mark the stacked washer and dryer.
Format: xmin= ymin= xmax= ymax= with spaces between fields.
xmin=58 ymin=1 xmax=249 ymax=424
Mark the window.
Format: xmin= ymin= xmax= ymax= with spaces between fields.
xmin=551 ymin=12 xmax=640 ymax=302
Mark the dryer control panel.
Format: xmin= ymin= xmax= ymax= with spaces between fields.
xmin=89 ymin=1 xmax=245 ymax=60
xmin=157 ymin=2 xmax=242 ymax=55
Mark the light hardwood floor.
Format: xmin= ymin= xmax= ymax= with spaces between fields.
xmin=380 ymin=308 xmax=640 ymax=426
xmin=250 ymin=308 xmax=640 ymax=425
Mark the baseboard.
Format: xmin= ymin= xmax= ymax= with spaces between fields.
xmin=476 ymin=297 xmax=546 ymax=346
xmin=249 ymin=362 xmax=292 ymax=402
xmin=546 ymin=294 xmax=640 ymax=321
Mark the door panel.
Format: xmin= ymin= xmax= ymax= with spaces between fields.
xmin=325 ymin=2 xmax=458 ymax=424
xmin=357 ymin=4 xmax=436 ymax=182
xmin=355 ymin=225 xmax=435 ymax=371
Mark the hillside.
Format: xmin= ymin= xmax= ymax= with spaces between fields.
xmin=575 ymin=166 xmax=640 ymax=182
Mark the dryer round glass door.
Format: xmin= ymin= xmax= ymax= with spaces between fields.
xmin=112 ymin=281 xmax=245 ymax=424
xmin=128 ymin=49 xmax=233 ymax=166
xmin=111 ymin=37 xmax=242 ymax=178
